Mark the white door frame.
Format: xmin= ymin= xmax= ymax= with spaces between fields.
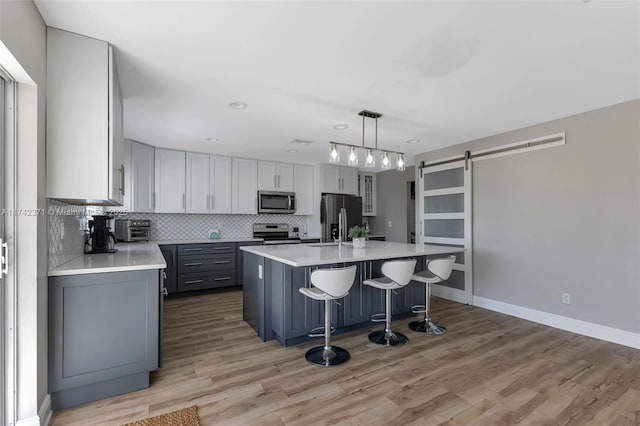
xmin=418 ymin=159 xmax=473 ymax=305
xmin=0 ymin=68 xmax=17 ymax=426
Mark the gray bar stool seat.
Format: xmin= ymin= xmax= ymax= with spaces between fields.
xmin=410 ymin=255 xmax=456 ymax=335
xmin=299 ymin=265 xmax=357 ymax=367
xmin=363 ymin=259 xmax=417 ymax=347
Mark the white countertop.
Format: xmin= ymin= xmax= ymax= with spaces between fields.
xmin=48 ymin=242 xmax=167 ymax=277
xmin=240 ymin=241 xmax=464 ymax=267
xmin=155 ymin=237 xmax=263 ymax=245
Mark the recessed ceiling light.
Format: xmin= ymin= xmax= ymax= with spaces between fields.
xmin=229 ymin=101 xmax=247 ymax=110
xmin=290 ymin=138 xmax=313 ymax=145
xmin=287 ymin=149 xmax=298 ymax=153
xmin=333 ymin=124 xmax=349 ymax=130
xmin=406 ymin=138 xmax=421 ymax=144
xmin=205 ymin=137 xmax=218 ymax=142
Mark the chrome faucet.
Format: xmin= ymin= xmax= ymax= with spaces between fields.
xmin=336 ymin=208 xmax=347 ymax=248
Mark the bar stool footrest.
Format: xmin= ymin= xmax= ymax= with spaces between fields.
xmin=410 ymin=304 xmax=426 ymax=314
xmin=308 ymin=326 xmax=336 ymax=338
xmin=370 ymin=313 xmax=386 ymax=323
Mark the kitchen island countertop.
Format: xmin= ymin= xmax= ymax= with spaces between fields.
xmin=240 ymin=241 xmax=464 ymax=267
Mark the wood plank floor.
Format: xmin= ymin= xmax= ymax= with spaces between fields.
xmin=51 ymin=290 xmax=640 ymax=425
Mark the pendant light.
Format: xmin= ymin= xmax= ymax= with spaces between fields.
xmin=347 ymin=146 xmax=358 ymax=166
xmin=329 ymin=143 xmax=340 ymax=163
xmin=328 ymin=110 xmax=405 ymax=171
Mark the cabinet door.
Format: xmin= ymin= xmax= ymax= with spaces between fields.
xmin=131 ymin=142 xmax=155 ymax=212
xmin=210 ymin=155 xmax=232 ymax=214
xmin=341 ymin=263 xmax=366 ymax=326
xmin=232 ymin=158 xmax=258 ymax=214
xmin=293 ymin=164 xmax=313 ymax=215
xmin=154 ymin=149 xmax=186 ymax=213
xmin=108 ymin=46 xmax=125 ymax=205
xmin=258 ymin=161 xmax=277 ymax=191
xmin=340 ymin=167 xmax=358 ymax=195
xmin=276 ymin=163 xmax=294 ymax=192
xmin=185 ymin=152 xmax=210 ymax=213
xmin=320 ymin=164 xmax=341 ymax=194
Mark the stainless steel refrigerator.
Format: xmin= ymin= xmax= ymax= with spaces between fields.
xmin=320 ymin=194 xmax=363 ymax=242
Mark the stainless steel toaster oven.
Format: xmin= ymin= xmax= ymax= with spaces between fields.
xmin=115 ymin=219 xmax=151 ymax=242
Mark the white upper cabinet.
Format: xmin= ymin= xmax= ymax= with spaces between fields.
xmin=210 ymin=155 xmax=232 ymax=214
xmin=185 ymin=152 xmax=210 ymax=213
xmin=293 ymin=165 xmax=314 ymax=216
xmin=258 ymin=161 xmax=294 ymax=192
xmin=185 ymin=153 xmax=231 ymax=214
xmin=358 ymin=172 xmax=377 ymax=216
xmin=319 ymin=164 xmax=358 ymax=195
xmin=130 ymin=142 xmax=155 ymax=213
xmin=232 ymin=158 xmax=258 ymax=214
xmin=154 ymin=149 xmax=186 ymax=213
xmin=46 ymin=28 xmax=124 ymax=205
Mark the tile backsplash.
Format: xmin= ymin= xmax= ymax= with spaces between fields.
xmin=48 ymin=200 xmax=312 ymax=269
xmin=47 ymin=200 xmax=87 ymax=269
xmin=121 ymin=212 xmax=310 ymax=241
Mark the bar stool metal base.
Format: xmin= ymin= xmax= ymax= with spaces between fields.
xmin=409 ymin=319 xmax=447 ymax=335
xmin=368 ymin=330 xmax=409 ymax=347
xmin=304 ymin=345 xmax=350 ymax=367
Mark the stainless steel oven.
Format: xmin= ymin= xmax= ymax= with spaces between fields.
xmin=258 ymin=191 xmax=295 ymax=214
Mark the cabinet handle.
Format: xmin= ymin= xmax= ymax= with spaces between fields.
xmin=183 ymin=248 xmax=203 ymax=252
xmin=211 ymin=194 xmax=215 ymax=209
xmin=184 ymin=262 xmax=203 ymax=266
xmin=0 ymin=238 xmax=8 ymax=278
xmin=183 ymin=193 xmax=186 ymax=209
xmin=152 ymin=192 xmax=156 ymax=209
xmin=213 ymin=246 xmax=231 ymax=250
xmin=184 ymin=279 xmax=203 ymax=285
xmin=273 ymin=175 xmax=277 ymax=188
xmin=215 ymin=260 xmax=231 ymax=264
xmin=214 ymin=277 xmax=231 ymax=281
xmin=277 ymin=174 xmax=280 ymax=188
xmin=206 ymin=194 xmax=210 ymax=210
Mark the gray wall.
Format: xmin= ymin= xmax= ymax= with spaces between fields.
xmin=369 ymin=166 xmax=415 ymax=242
xmin=0 ymin=0 xmax=48 ymax=420
xmin=415 ymin=99 xmax=640 ymax=333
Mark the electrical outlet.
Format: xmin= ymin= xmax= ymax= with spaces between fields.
xmin=388 ymin=221 xmax=392 ymax=228
xmin=258 ymin=264 xmax=263 ymax=280
xmin=562 ymin=293 xmax=570 ymax=304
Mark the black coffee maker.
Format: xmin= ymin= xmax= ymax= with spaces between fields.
xmin=86 ymin=215 xmax=117 ymax=254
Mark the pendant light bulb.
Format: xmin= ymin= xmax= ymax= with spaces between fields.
xmin=396 ymin=153 xmax=405 ymax=171
xmin=365 ymin=149 xmax=375 ymax=168
xmin=329 ymin=143 xmax=340 ymax=164
xmin=347 ymin=146 xmax=358 ymax=166
xmin=381 ymin=151 xmax=391 ymax=169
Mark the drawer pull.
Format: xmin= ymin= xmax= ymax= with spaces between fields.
xmin=184 ymin=279 xmax=204 ymax=285
xmin=214 ymin=277 xmax=231 ymax=281
xmin=183 ymin=248 xmax=203 ymax=252
xmin=184 ymin=262 xmax=203 ymax=266
xmin=215 ymin=260 xmax=231 ymax=264
xmin=214 ymin=246 xmax=231 ymax=250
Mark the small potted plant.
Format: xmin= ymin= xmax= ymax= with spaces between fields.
xmin=348 ymin=225 xmax=369 ymax=249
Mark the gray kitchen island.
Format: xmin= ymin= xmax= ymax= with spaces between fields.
xmin=240 ymin=241 xmax=464 ymax=346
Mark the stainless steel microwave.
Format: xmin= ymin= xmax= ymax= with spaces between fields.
xmin=258 ymin=191 xmax=295 ymax=214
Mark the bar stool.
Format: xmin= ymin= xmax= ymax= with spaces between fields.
xmin=410 ymin=255 xmax=456 ymax=335
xmin=364 ymin=259 xmax=417 ymax=347
xmin=299 ymin=265 xmax=357 ymax=367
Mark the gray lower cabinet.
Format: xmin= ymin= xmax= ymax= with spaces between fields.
xmin=160 ymin=245 xmax=177 ymax=294
xmin=174 ymin=242 xmax=239 ymax=293
xmin=49 ymin=269 xmax=161 ymax=410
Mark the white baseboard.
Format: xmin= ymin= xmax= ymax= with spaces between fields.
xmin=16 ymin=394 xmax=52 ymax=426
xmin=38 ymin=394 xmax=52 ymax=426
xmin=473 ymin=296 xmax=640 ymax=350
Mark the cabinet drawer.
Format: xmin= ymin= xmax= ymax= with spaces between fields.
xmin=177 ymin=271 xmax=237 ymax=292
xmin=177 ymin=253 xmax=236 ymax=274
xmin=177 ymin=243 xmax=236 ymax=255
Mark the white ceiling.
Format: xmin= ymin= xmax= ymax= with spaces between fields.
xmin=34 ymin=0 xmax=640 ymax=169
